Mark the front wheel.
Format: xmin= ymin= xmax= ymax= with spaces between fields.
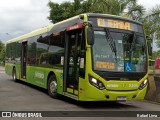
xmin=48 ymin=75 xmax=58 ymax=98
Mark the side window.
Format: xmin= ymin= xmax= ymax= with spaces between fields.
xmin=10 ymin=43 xmax=16 ymax=63
xmin=6 ymin=43 xmax=16 ymax=63
xmin=48 ymin=31 xmax=65 ymax=67
xmin=36 ymin=33 xmax=49 ymax=66
xmin=15 ymin=42 xmax=21 ymax=64
xmin=6 ymin=42 xmax=22 ymax=64
xmin=27 ymin=37 xmax=37 ymax=65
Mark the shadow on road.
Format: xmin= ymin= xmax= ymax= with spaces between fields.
xmin=58 ymin=96 xmax=139 ymax=110
xmin=9 ymin=78 xmax=48 ymax=94
xmin=10 ymin=78 xmax=139 ymax=110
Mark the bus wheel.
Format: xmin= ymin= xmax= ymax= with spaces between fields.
xmin=12 ymin=68 xmax=17 ymax=82
xmin=48 ymin=75 xmax=58 ymax=98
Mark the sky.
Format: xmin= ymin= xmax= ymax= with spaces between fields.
xmin=0 ymin=0 xmax=159 ymax=50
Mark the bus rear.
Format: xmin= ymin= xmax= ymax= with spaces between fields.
xmin=78 ymin=14 xmax=148 ymax=101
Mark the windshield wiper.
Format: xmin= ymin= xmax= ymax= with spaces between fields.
xmin=131 ymin=32 xmax=136 ymax=50
xmin=129 ymin=32 xmax=137 ymax=61
xmin=104 ymin=28 xmax=117 ymax=62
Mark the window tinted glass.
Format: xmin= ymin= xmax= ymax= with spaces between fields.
xmin=37 ymin=33 xmax=49 ymax=66
xmin=27 ymin=36 xmax=37 ymax=65
xmin=48 ymin=32 xmax=65 ymax=67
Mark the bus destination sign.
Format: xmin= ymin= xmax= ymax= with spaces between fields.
xmin=97 ymin=18 xmax=131 ymax=31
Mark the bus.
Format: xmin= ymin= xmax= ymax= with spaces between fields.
xmin=5 ymin=13 xmax=149 ymax=101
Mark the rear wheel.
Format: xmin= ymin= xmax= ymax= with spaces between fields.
xmin=48 ymin=75 xmax=58 ymax=98
xmin=12 ymin=68 xmax=17 ymax=82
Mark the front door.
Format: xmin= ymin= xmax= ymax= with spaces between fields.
xmin=21 ymin=41 xmax=27 ymax=79
xmin=64 ymin=29 xmax=82 ymax=94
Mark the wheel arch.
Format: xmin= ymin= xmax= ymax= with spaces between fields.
xmin=47 ymin=71 xmax=56 ymax=88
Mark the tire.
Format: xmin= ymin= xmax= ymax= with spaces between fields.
xmin=48 ymin=75 xmax=58 ymax=98
xmin=12 ymin=68 xmax=17 ymax=82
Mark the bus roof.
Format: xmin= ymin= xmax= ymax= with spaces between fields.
xmin=7 ymin=15 xmax=80 ymax=44
xmin=7 ymin=13 xmax=142 ymax=44
xmin=7 ymin=24 xmax=54 ymax=44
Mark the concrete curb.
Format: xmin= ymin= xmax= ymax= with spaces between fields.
xmin=145 ymin=75 xmax=160 ymax=103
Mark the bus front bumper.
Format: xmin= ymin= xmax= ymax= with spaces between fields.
xmin=79 ymin=84 xmax=147 ymax=101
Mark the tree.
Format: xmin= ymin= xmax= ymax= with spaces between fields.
xmin=152 ymin=50 xmax=160 ymax=60
xmin=48 ymin=0 xmax=85 ymax=23
xmin=0 ymin=41 xmax=4 ymax=52
xmin=48 ymin=0 xmax=145 ymax=23
xmin=142 ymin=5 xmax=160 ymax=49
xmin=150 ymin=5 xmax=160 ymax=47
xmin=0 ymin=48 xmax=5 ymax=64
xmin=48 ymin=1 xmax=72 ymax=23
xmin=0 ymin=41 xmax=5 ymax=64
xmin=91 ymin=0 xmax=145 ymax=20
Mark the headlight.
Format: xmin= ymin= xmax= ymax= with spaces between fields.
xmin=89 ymin=77 xmax=105 ymax=90
xmin=139 ymin=79 xmax=148 ymax=90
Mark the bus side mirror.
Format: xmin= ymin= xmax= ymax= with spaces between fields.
xmin=87 ymin=27 xmax=94 ymax=45
xmin=147 ymin=41 xmax=152 ymax=56
xmin=146 ymin=35 xmax=152 ymax=56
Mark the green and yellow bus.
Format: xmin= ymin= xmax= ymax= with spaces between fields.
xmin=5 ymin=13 xmax=148 ymax=101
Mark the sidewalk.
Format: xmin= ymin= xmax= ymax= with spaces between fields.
xmin=0 ymin=66 xmax=5 ymax=71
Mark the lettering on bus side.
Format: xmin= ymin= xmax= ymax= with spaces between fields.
xmin=35 ymin=72 xmax=44 ymax=79
xmin=106 ymin=84 xmax=119 ymax=88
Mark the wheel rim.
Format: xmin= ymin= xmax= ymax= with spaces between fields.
xmin=50 ymin=81 xmax=57 ymax=94
xmin=13 ymin=71 xmax=16 ymax=80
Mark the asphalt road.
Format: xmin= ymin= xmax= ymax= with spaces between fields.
xmin=0 ymin=67 xmax=160 ymax=119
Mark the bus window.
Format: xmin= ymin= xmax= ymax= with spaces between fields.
xmin=48 ymin=31 xmax=65 ymax=67
xmin=27 ymin=36 xmax=37 ymax=65
xmin=37 ymin=34 xmax=49 ymax=66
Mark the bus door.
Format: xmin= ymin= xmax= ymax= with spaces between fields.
xmin=64 ymin=28 xmax=82 ymax=95
xmin=21 ymin=41 xmax=27 ymax=79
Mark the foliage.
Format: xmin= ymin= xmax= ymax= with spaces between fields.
xmin=91 ymin=0 xmax=145 ymax=20
xmin=142 ymin=5 xmax=160 ymax=49
xmin=0 ymin=41 xmax=5 ymax=64
xmin=152 ymin=50 xmax=160 ymax=60
xmin=48 ymin=1 xmax=72 ymax=23
xmin=48 ymin=0 xmax=145 ymax=23
xmin=48 ymin=0 xmax=87 ymax=23
xmin=0 ymin=41 xmax=4 ymax=52
xmin=0 ymin=48 xmax=5 ymax=64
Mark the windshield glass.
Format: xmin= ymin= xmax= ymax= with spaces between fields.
xmin=93 ymin=30 xmax=147 ymax=72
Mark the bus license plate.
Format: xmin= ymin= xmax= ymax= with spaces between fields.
xmin=117 ymin=96 xmax=127 ymax=101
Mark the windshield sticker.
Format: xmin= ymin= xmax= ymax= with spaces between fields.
xmin=125 ymin=62 xmax=132 ymax=72
xmin=96 ymin=61 xmax=115 ymax=69
xmin=95 ymin=54 xmax=122 ymax=60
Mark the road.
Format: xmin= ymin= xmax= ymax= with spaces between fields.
xmin=0 ymin=66 xmax=160 ymax=119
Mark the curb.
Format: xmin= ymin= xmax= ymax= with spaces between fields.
xmin=145 ymin=74 xmax=160 ymax=103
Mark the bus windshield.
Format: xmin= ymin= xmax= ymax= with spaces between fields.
xmin=92 ymin=30 xmax=147 ymax=72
